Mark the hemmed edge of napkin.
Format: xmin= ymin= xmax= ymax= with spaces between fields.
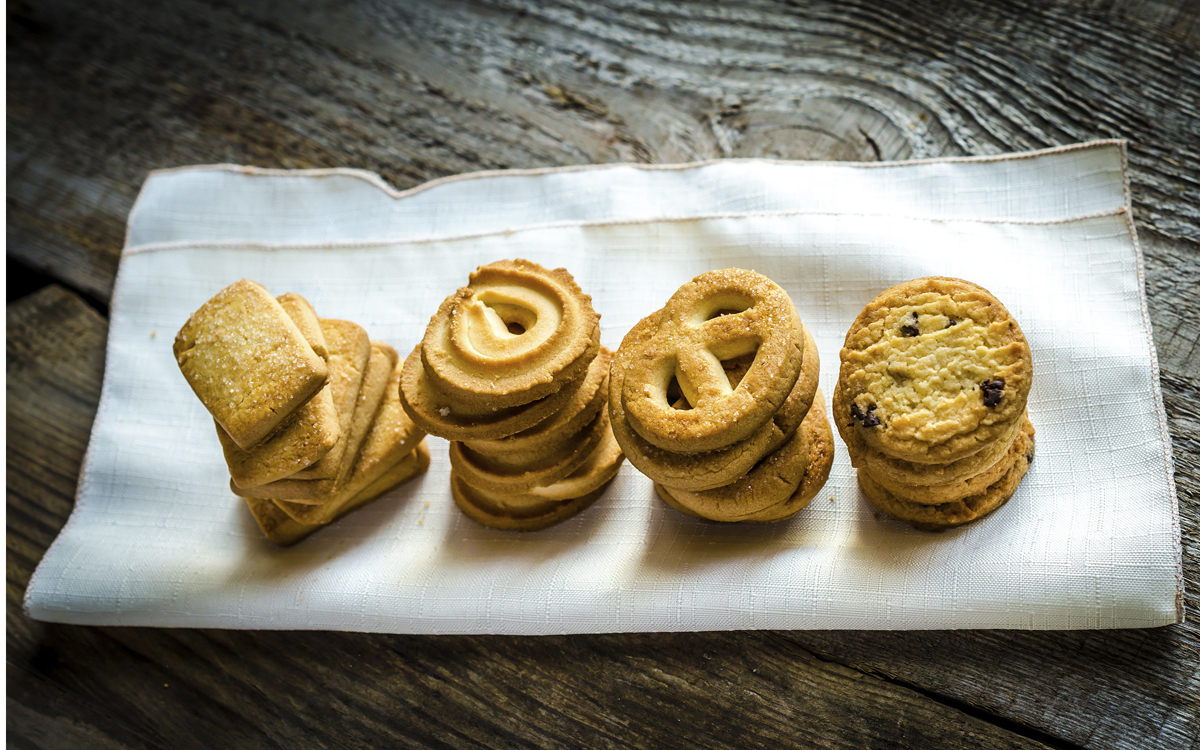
xmin=1119 ymin=207 xmax=1185 ymax=623
xmin=122 ymin=139 xmax=1130 ymax=251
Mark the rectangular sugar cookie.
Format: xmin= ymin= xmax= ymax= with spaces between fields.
xmin=233 ymin=341 xmax=406 ymax=503
xmin=273 ymin=360 xmax=426 ymax=523
xmin=218 ymin=294 xmax=340 ymax=488
xmin=284 ymin=319 xmax=372 ymax=480
xmin=173 ymin=279 xmax=327 ymax=450
xmin=276 ymin=292 xmax=328 ymax=361
xmin=243 ymin=442 xmax=430 ymax=546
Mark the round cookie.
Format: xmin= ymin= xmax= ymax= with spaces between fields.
xmin=620 ymin=268 xmax=806 ymax=453
xmin=866 ymin=415 xmax=1035 ymax=505
xmin=464 ymin=348 xmax=611 ymax=456
xmin=658 ymin=416 xmax=810 ymax=522
xmin=451 ymin=473 xmax=612 ymax=531
xmin=611 ymin=312 xmax=820 ymax=491
xmin=835 ymin=379 xmax=1028 ymax=486
xmin=656 ymin=391 xmax=834 ymax=523
xmin=459 ymin=423 xmax=624 ymax=513
xmin=737 ymin=393 xmax=835 ymax=522
xmin=400 ymin=344 xmax=588 ymax=441
xmin=858 ymin=433 xmax=1036 ymax=530
xmin=838 ymin=277 xmax=1031 ymax=464
xmin=448 ymin=408 xmax=610 ymax=494
xmin=421 ymin=259 xmax=601 ymax=409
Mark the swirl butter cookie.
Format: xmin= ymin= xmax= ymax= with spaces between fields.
xmin=449 ymin=421 xmax=623 ymax=530
xmin=838 ymin=277 xmax=1031 ymax=464
xmin=463 ymin=348 xmax=611 ymax=456
xmin=400 ymin=344 xmax=588 ymax=441
xmin=448 ymin=408 xmax=610 ymax=494
xmin=420 ymin=259 xmax=601 ymax=409
xmin=620 ymin=268 xmax=805 ymax=453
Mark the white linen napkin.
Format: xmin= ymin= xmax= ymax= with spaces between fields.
xmin=25 ymin=140 xmax=1181 ymax=632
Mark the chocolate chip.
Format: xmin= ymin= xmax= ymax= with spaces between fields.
xmin=946 ymin=318 xmax=958 ymax=328
xmin=900 ymin=311 xmax=919 ymax=337
xmin=850 ymin=402 xmax=880 ymax=427
xmin=980 ymin=378 xmax=1005 ymax=407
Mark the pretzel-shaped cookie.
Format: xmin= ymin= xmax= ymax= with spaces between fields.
xmin=421 ymin=259 xmax=600 ymax=409
xmin=620 ymin=268 xmax=805 ymax=453
xmin=610 ymin=311 xmax=820 ymax=491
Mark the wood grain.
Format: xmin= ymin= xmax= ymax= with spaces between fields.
xmin=7 ymin=0 xmax=1200 ymax=748
xmin=8 ymin=0 xmax=1200 ymax=301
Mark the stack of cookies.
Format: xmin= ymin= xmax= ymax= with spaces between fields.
xmin=834 ymin=277 xmax=1034 ymax=530
xmin=610 ymin=268 xmax=833 ymax=522
xmin=400 ymin=259 xmax=624 ymax=530
xmin=174 ymin=279 xmax=428 ymax=546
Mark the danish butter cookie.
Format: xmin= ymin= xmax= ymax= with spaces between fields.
xmin=463 ymin=348 xmax=611 ymax=456
xmin=332 ymin=342 xmax=400 ymax=486
xmin=245 ymin=442 xmax=429 ymax=546
xmin=858 ymin=433 xmax=1035 ymax=530
xmin=286 ymin=320 xmax=373 ymax=480
xmin=448 ymin=408 xmax=610 ymax=494
xmin=519 ymin=423 xmax=625 ymax=503
xmin=234 ymin=353 xmax=423 ymax=504
xmin=174 ymin=279 xmax=328 ymax=450
xmin=612 ymin=312 xmax=820 ymax=491
xmin=451 ymin=422 xmax=623 ymax=518
xmin=400 ymin=344 xmax=587 ymax=441
xmin=838 ymin=277 xmax=1031 ymax=464
xmin=421 ymin=259 xmax=601 ymax=409
xmin=620 ymin=268 xmax=806 ymax=453
xmin=736 ymin=391 xmax=835 ymax=523
xmin=451 ymin=474 xmax=612 ymax=532
xmin=272 ymin=360 xmax=428 ymax=523
xmin=275 ymin=292 xmax=328 ymax=361
xmin=866 ymin=415 xmax=1034 ymax=505
xmin=218 ymin=295 xmax=340 ymax=488
xmin=656 ymin=390 xmax=833 ymax=523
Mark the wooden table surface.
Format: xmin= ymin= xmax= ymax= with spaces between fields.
xmin=8 ymin=1 xmax=1199 ymax=748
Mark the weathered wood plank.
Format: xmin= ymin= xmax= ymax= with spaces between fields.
xmin=7 ymin=0 xmax=1200 ymax=304
xmin=6 ymin=287 xmax=107 ymax=615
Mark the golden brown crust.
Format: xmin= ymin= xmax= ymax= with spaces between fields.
xmin=234 ymin=357 xmax=426 ymax=505
xmin=838 ymin=277 xmax=1031 ymax=464
xmin=858 ymin=433 xmax=1035 ymax=530
xmin=739 ymin=393 xmax=835 ymax=522
xmin=619 ymin=268 xmax=806 ymax=453
xmin=463 ymin=348 xmax=611 ymax=456
xmin=655 ymin=390 xmax=833 ymax=523
xmin=218 ymin=297 xmax=341 ymax=488
xmin=285 ymin=321 xmax=375 ymax=480
xmin=174 ymin=279 xmax=328 ymax=450
xmin=834 ymin=380 xmax=1027 ymax=485
xmin=400 ymin=344 xmax=586 ymax=441
xmin=448 ymin=408 xmax=610 ymax=494
xmin=450 ymin=471 xmax=612 ymax=531
xmin=245 ymin=442 xmax=430 ymax=546
xmin=612 ymin=314 xmax=820 ymax=491
xmin=865 ymin=415 xmax=1035 ymax=504
xmin=275 ymin=292 xmax=328 ymax=361
xmin=420 ymin=259 xmax=601 ymax=409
